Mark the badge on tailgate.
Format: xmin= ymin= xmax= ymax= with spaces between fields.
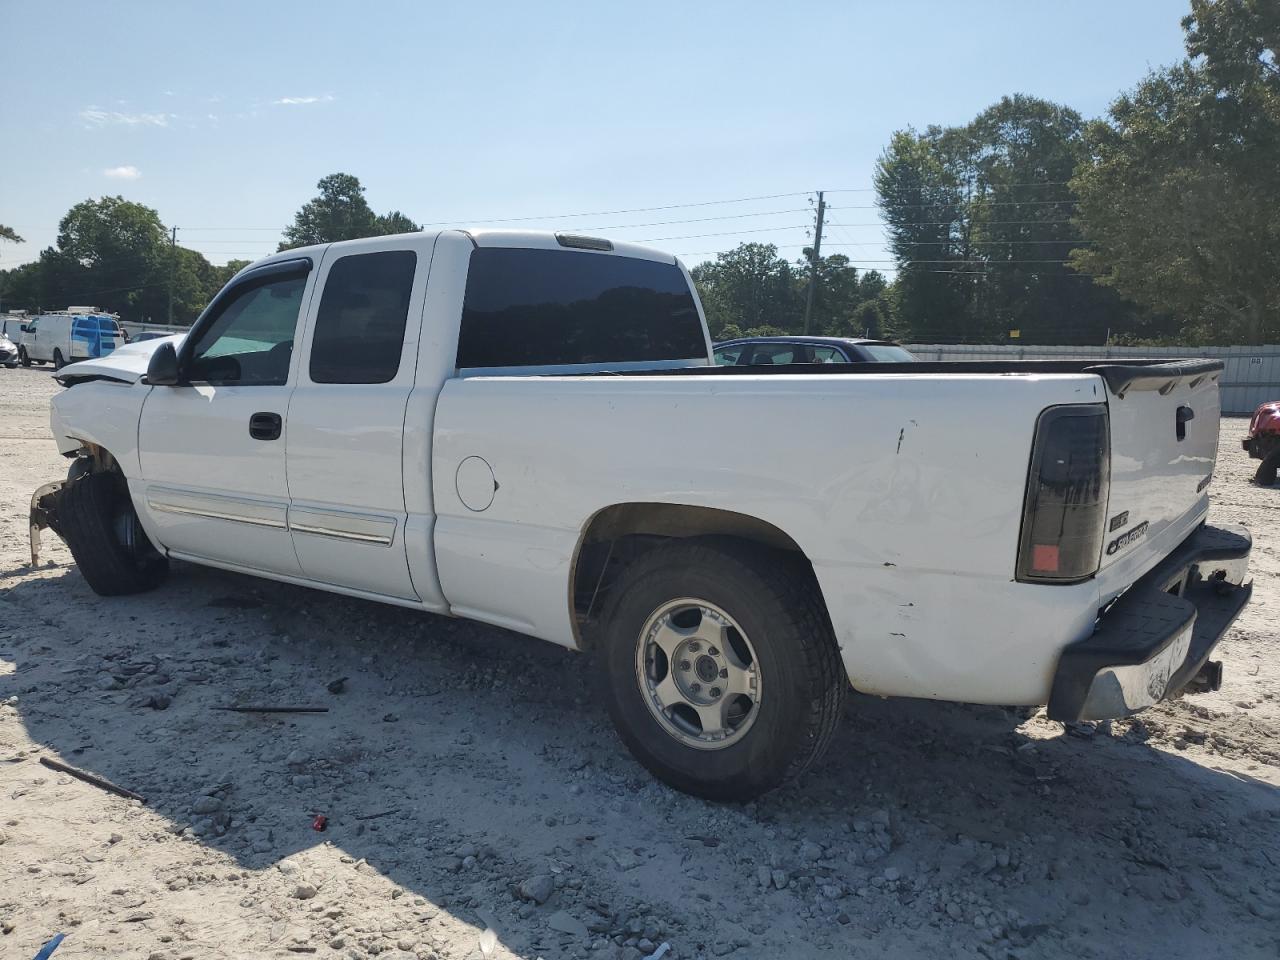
xmin=1106 ymin=521 xmax=1149 ymax=556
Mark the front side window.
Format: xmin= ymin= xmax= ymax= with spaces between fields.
xmin=457 ymin=248 xmax=705 ymax=368
xmin=310 ymin=250 xmax=417 ymax=384
xmin=186 ymin=274 xmax=306 ymax=385
xmin=714 ymin=345 xmax=744 ymax=366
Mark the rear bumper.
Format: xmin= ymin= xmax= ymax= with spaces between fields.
xmin=1243 ymin=434 xmax=1279 ymax=460
xmin=1047 ymin=523 xmax=1252 ymax=722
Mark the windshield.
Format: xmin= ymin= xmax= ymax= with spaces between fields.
xmin=861 ymin=344 xmax=916 ymax=362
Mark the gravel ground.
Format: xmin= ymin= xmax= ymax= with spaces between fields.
xmin=1 ymin=365 xmax=1277 ymax=960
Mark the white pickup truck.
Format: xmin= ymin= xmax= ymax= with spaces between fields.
xmin=31 ymin=229 xmax=1253 ymax=799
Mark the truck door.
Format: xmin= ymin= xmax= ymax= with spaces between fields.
xmin=136 ymin=259 xmax=315 ymax=577
xmin=284 ymin=236 xmax=433 ymax=600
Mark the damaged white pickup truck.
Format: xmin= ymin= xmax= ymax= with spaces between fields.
xmin=31 ymin=229 xmax=1253 ymax=799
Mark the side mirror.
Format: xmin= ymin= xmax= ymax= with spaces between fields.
xmin=20 ymin=324 xmax=28 ymax=333
xmin=146 ymin=341 xmax=182 ymax=385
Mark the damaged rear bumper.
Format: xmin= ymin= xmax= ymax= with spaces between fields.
xmin=1046 ymin=523 xmax=1252 ymax=722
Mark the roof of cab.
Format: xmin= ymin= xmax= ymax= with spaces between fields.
xmin=231 ymin=229 xmax=678 ymax=282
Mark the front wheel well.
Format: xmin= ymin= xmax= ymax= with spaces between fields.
xmin=65 ymin=441 xmax=120 ymax=476
xmin=570 ymin=503 xmax=822 ymax=648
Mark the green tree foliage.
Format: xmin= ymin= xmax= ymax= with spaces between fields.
xmin=876 ymin=96 xmax=1138 ymax=344
xmin=690 ymin=243 xmax=895 ymax=340
xmin=280 ymin=173 xmax=421 ymax=250
xmin=375 ymin=210 xmax=421 ymax=236
xmin=691 ymin=243 xmax=801 ymax=338
xmin=0 ymin=197 xmax=231 ymax=323
xmin=1071 ymin=0 xmax=1280 ymax=343
xmin=0 ymin=224 xmax=23 ymax=243
xmin=213 ymin=259 xmax=252 ymax=288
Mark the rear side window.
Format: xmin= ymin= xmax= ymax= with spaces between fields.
xmin=861 ymin=344 xmax=915 ymax=362
xmin=311 ymin=250 xmax=417 ymax=384
xmin=457 ymin=248 xmax=704 ymax=368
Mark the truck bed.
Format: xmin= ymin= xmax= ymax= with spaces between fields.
xmin=569 ymin=358 xmax=1224 ymax=397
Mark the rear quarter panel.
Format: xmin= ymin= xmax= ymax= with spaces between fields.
xmin=432 ymin=371 xmax=1107 ymax=702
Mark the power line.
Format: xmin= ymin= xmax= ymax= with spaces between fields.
xmin=415 ymin=191 xmax=816 ymax=226
xmin=846 ymin=198 xmax=1079 ymax=210
xmin=878 ymin=238 xmax=1095 ymax=246
xmin=824 ymin=218 xmax=1079 ymax=227
xmin=826 ymin=181 xmax=1074 ymax=192
xmin=631 ymin=224 xmax=812 ymax=243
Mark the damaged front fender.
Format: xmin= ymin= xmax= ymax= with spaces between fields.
xmin=29 ymin=480 xmax=66 ymax=566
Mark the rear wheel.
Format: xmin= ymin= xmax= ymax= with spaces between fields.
xmin=18 ymin=347 xmax=31 ymax=367
xmin=1256 ymin=446 xmax=1280 ymax=486
xmin=53 ymin=349 xmax=66 ymax=370
xmin=598 ymin=539 xmax=845 ymax=801
xmin=57 ymin=468 xmax=168 ymax=595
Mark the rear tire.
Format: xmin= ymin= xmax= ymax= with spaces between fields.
xmin=57 ymin=470 xmax=169 ymax=596
xmin=1256 ymin=447 xmax=1280 ymax=486
xmin=53 ymin=349 xmax=66 ymax=370
xmin=598 ymin=538 xmax=845 ymax=801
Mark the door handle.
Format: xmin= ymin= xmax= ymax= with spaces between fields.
xmin=249 ymin=412 xmax=282 ymax=441
xmin=1176 ymin=405 xmax=1195 ymax=441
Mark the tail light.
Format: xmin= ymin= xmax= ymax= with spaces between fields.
xmin=1017 ymin=405 xmax=1110 ymax=584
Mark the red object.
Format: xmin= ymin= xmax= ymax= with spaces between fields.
xmin=1031 ymin=544 xmax=1060 ymax=572
xmin=312 ymin=814 xmax=327 ymax=832
xmin=1248 ymin=401 xmax=1280 ymax=438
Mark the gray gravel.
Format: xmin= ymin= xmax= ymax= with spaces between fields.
xmin=0 ymin=365 xmax=1278 ymax=959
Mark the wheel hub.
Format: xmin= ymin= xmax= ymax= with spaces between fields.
xmin=635 ymin=599 xmax=761 ymax=750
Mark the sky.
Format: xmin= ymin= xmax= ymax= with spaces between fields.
xmin=0 ymin=0 xmax=1190 ymax=278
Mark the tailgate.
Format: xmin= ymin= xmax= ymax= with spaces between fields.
xmin=1098 ymin=361 xmax=1222 ymax=573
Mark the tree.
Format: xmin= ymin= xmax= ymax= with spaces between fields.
xmin=1071 ymin=0 xmax=1280 ymax=343
xmin=280 ymin=173 xmax=421 ymax=250
xmin=801 ymin=252 xmax=864 ymax=335
xmin=874 ymin=127 xmax=975 ymax=342
xmin=0 ymin=197 xmax=229 ymax=323
xmin=50 ymin=196 xmax=170 ymax=318
xmin=374 ymin=210 xmax=421 ymax=236
xmin=213 ymin=259 xmax=252 ymax=289
xmin=0 ymin=224 xmax=22 ymax=243
xmin=876 ymin=96 xmax=1138 ymax=344
xmin=690 ymin=243 xmax=802 ymax=338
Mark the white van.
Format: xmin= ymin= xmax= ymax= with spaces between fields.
xmin=19 ymin=312 xmax=124 ymax=368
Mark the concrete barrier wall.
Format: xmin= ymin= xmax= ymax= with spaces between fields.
xmin=904 ymin=343 xmax=1280 ymax=415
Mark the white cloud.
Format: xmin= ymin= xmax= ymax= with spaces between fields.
xmin=103 ymin=165 xmax=142 ymax=180
xmin=272 ymin=94 xmax=335 ymax=106
xmin=80 ymin=107 xmax=170 ymax=128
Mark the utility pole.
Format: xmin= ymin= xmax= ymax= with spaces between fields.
xmin=167 ymin=226 xmax=177 ymax=325
xmin=802 ymin=191 xmax=825 ymax=334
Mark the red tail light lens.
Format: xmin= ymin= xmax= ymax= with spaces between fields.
xmin=1017 ymin=405 xmax=1110 ymax=584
